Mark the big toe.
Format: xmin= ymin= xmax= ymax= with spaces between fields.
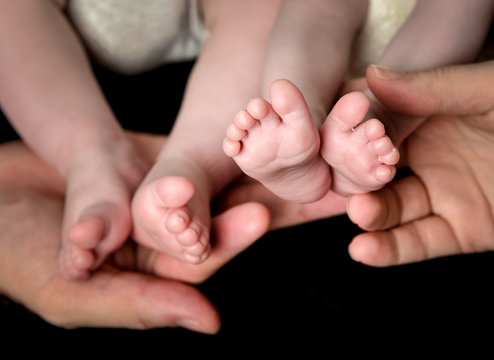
xmin=153 ymin=176 xmax=195 ymax=208
xmin=72 ymin=202 xmax=131 ymax=268
xmin=269 ymin=79 xmax=311 ymax=118
xmin=375 ymin=164 xmax=396 ymax=184
xmin=69 ymin=215 xmax=107 ymax=249
xmin=327 ymin=91 xmax=371 ymax=131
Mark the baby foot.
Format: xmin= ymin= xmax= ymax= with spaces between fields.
xmin=223 ymin=79 xmax=331 ymax=203
xmin=131 ymin=175 xmax=210 ymax=264
xmin=59 ymin=144 xmax=147 ymax=280
xmin=320 ymin=91 xmax=400 ymax=196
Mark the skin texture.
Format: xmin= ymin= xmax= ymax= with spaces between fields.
xmin=131 ymin=0 xmax=281 ymax=264
xmin=0 ymin=0 xmax=283 ymax=278
xmin=226 ymin=0 xmax=493 ymax=200
xmin=0 ymin=130 xmax=347 ymax=331
xmin=5 ymin=60 xmax=494 ymax=332
xmin=0 ymin=0 xmax=151 ymax=280
xmin=347 ymin=62 xmax=494 ymax=266
xmin=0 ymin=133 xmax=272 ymax=333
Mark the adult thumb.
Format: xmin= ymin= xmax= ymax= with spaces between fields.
xmin=40 ymin=270 xmax=221 ymax=334
xmin=366 ymin=61 xmax=494 ymax=118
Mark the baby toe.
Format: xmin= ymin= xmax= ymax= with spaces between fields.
xmin=166 ymin=208 xmax=191 ymax=234
xmin=176 ymin=224 xmax=201 ymax=245
xmin=364 ymin=119 xmax=386 ymax=140
xmin=371 ymin=135 xmax=393 ymax=154
xmin=226 ymin=122 xmax=246 ymax=141
xmin=72 ymin=247 xmax=95 ymax=271
xmin=246 ymin=98 xmax=270 ymax=119
xmin=69 ymin=216 xmax=106 ymax=249
xmin=375 ymin=164 xmax=396 ymax=184
xmin=183 ymin=251 xmax=209 ymax=264
xmin=184 ymin=242 xmax=211 ymax=264
xmin=328 ymin=91 xmax=371 ymax=132
xmin=59 ymin=246 xmax=93 ymax=281
xmin=185 ymin=241 xmax=208 ymax=256
xmin=379 ymin=147 xmax=400 ymax=165
xmin=223 ymin=138 xmax=242 ymax=157
xmin=153 ymin=176 xmax=194 ymax=209
xmin=371 ymin=136 xmax=399 ymax=165
xmin=234 ymin=109 xmax=258 ymax=130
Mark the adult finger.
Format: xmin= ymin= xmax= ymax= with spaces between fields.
xmin=149 ymin=202 xmax=271 ymax=283
xmin=216 ymin=176 xmax=347 ymax=231
xmin=366 ymin=61 xmax=494 ymax=117
xmin=33 ymin=269 xmax=221 ymax=334
xmin=348 ymin=215 xmax=462 ymax=267
xmin=347 ymin=175 xmax=430 ymax=231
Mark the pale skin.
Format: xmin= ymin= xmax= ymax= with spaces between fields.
xmin=0 ymin=0 xmax=281 ymax=277
xmin=0 ymin=0 xmax=150 ymax=280
xmin=0 ymin=132 xmax=277 ymax=333
xmin=3 ymin=0 xmax=490 ymax=281
xmin=131 ymin=0 xmax=281 ymax=264
xmin=6 ymin=61 xmax=494 ymax=329
xmin=222 ymin=60 xmax=494 ymax=267
xmin=347 ymin=62 xmax=494 ymax=266
xmin=0 ymin=131 xmax=349 ymax=331
xmin=224 ymin=0 xmax=494 ymax=198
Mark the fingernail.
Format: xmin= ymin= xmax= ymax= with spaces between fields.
xmin=371 ymin=65 xmax=406 ymax=80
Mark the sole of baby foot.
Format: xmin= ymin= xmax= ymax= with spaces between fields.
xmin=224 ymin=79 xmax=330 ymax=203
xmin=132 ymin=175 xmax=211 ymax=264
xmin=321 ymin=91 xmax=399 ymax=196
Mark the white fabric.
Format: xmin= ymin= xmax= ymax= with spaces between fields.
xmin=349 ymin=0 xmax=417 ymax=77
xmin=68 ymin=0 xmax=209 ymax=74
xmin=67 ymin=0 xmax=416 ymax=77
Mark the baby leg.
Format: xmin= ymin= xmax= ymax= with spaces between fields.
xmin=59 ymin=143 xmax=148 ymax=280
xmin=224 ymin=79 xmax=331 ymax=203
xmin=320 ymin=91 xmax=399 ymax=196
xmin=130 ymin=0 xmax=281 ymax=263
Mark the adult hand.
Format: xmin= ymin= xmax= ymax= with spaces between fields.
xmin=0 ymin=135 xmax=270 ymax=333
xmin=347 ymin=61 xmax=494 ymax=266
xmin=215 ymin=175 xmax=347 ymax=231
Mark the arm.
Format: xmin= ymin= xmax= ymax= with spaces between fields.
xmin=155 ymin=0 xmax=281 ymax=191
xmin=0 ymin=0 xmax=125 ymax=177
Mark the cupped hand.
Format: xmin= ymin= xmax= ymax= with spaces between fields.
xmin=0 ymin=137 xmax=269 ymax=333
xmin=347 ymin=62 xmax=494 ymax=266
